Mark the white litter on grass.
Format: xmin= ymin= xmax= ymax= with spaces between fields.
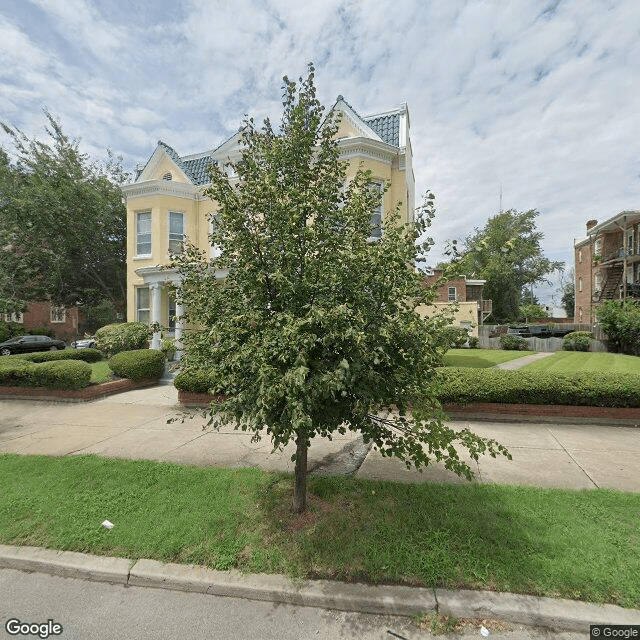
xmin=101 ymin=520 xmax=114 ymax=529
xmin=480 ymin=626 xmax=490 ymax=637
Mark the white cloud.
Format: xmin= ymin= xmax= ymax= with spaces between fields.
xmin=1 ymin=0 xmax=639 ymax=306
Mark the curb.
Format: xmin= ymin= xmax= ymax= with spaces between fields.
xmin=2 ymin=545 xmax=639 ymax=631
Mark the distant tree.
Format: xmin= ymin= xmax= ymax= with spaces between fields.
xmin=560 ymin=268 xmax=575 ymax=319
xmin=172 ymin=65 xmax=510 ymax=513
xmin=452 ymin=209 xmax=563 ymax=323
xmin=518 ymin=303 xmax=548 ymax=322
xmin=0 ymin=111 xmax=127 ymax=314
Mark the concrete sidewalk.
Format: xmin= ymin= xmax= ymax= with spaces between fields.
xmin=1 ymin=383 xmax=639 ymax=491
xmin=494 ymin=352 xmax=556 ymax=370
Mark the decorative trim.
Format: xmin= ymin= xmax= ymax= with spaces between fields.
xmin=122 ymin=181 xmax=198 ymax=200
xmin=338 ymin=138 xmax=396 ymax=165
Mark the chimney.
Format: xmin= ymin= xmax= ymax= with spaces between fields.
xmin=586 ymin=219 xmax=598 ymax=231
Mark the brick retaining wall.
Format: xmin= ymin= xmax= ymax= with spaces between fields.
xmin=0 ymin=378 xmax=160 ymax=403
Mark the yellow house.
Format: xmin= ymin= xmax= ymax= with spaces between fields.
xmin=122 ymin=97 xmax=415 ymax=356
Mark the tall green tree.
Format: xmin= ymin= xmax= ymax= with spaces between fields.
xmin=454 ymin=209 xmax=563 ymax=323
xmin=173 ymin=66 xmax=510 ymax=513
xmin=0 ymin=111 xmax=127 ymax=313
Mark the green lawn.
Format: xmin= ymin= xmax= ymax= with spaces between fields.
xmin=1 ymin=454 xmax=638 ymax=608
xmin=522 ymin=351 xmax=640 ymax=374
xmin=443 ymin=348 xmax=535 ymax=368
xmin=90 ymin=360 xmax=112 ymax=383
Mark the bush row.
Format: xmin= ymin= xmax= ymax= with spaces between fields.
xmin=108 ymin=349 xmax=165 ymax=381
xmin=174 ymin=366 xmax=640 ymax=408
xmin=0 ymin=359 xmax=91 ymax=390
xmin=2 ymin=348 xmax=103 ymax=363
xmin=437 ymin=367 xmax=640 ymax=408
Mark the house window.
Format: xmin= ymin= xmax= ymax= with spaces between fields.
xmin=163 ymin=172 xmax=172 ymax=181
xmin=50 ymin=306 xmax=66 ymax=323
xmin=168 ymin=211 xmax=184 ymax=254
xmin=578 ymin=250 xmax=582 ymax=263
xmin=578 ymin=278 xmax=583 ymax=292
xmin=628 ymin=231 xmax=634 ymax=256
xmin=3 ymin=312 xmax=23 ymax=323
xmin=579 ymin=307 xmax=583 ymax=321
xmin=137 ymin=287 xmax=150 ymax=324
xmin=136 ymin=211 xmax=152 ymax=256
xmin=594 ymin=237 xmax=602 ymax=255
xmin=369 ymin=181 xmax=383 ymax=239
xmin=448 ymin=286 xmax=457 ymax=301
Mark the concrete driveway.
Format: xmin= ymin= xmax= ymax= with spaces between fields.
xmin=1 ymin=384 xmax=639 ymax=492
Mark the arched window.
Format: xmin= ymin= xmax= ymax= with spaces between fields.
xmin=163 ymin=172 xmax=172 ymax=181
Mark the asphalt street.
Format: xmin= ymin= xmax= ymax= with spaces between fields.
xmin=0 ymin=569 xmax=585 ymax=640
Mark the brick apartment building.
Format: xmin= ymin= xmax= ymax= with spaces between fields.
xmin=574 ymin=210 xmax=640 ymax=323
xmin=416 ymin=269 xmax=492 ymax=336
xmin=2 ymin=301 xmax=80 ymax=343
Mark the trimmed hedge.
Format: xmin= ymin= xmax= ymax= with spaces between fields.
xmin=95 ymin=322 xmax=152 ymax=357
xmin=108 ymin=349 xmax=165 ymax=381
xmin=438 ymin=367 xmax=640 ymax=408
xmin=2 ymin=348 xmax=103 ymax=364
xmin=499 ymin=335 xmax=529 ymax=350
xmin=0 ymin=358 xmax=91 ymax=390
xmin=174 ymin=369 xmax=213 ymax=394
xmin=562 ymin=331 xmax=593 ymax=352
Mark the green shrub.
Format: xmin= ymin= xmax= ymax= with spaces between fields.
xmin=160 ymin=338 xmax=176 ymax=361
xmin=562 ymin=331 xmax=593 ymax=352
xmin=468 ymin=336 xmax=479 ymax=349
xmin=499 ymin=334 xmax=529 ymax=350
xmin=108 ymin=349 xmax=165 ymax=380
xmin=94 ymin=322 xmax=152 ymax=356
xmin=597 ymin=300 xmax=640 ymax=355
xmin=19 ymin=348 xmax=103 ymax=363
xmin=0 ymin=359 xmax=91 ymax=390
xmin=437 ymin=368 xmax=640 ymax=408
xmin=0 ymin=321 xmax=26 ymax=343
xmin=174 ymin=369 xmax=213 ymax=394
xmin=441 ymin=326 xmax=470 ymax=348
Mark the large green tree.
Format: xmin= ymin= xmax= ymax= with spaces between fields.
xmin=173 ymin=66 xmax=509 ymax=513
xmin=453 ymin=209 xmax=563 ymax=323
xmin=0 ymin=111 xmax=127 ymax=314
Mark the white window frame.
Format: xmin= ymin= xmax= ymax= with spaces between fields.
xmin=136 ymin=211 xmax=152 ymax=257
xmin=3 ymin=312 xmax=23 ymax=323
xmin=50 ymin=306 xmax=66 ymax=323
xmin=448 ymin=286 xmax=457 ymax=302
xmin=168 ymin=211 xmax=184 ymax=255
xmin=136 ymin=286 xmax=150 ymax=324
xmin=578 ymin=277 xmax=583 ymax=292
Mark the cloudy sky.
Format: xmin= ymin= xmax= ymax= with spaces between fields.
xmin=1 ymin=0 xmax=639 ymax=305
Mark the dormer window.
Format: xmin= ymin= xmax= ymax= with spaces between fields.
xmin=163 ymin=172 xmax=172 ymax=181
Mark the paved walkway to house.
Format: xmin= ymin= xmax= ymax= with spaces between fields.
xmin=1 ymin=383 xmax=639 ymax=492
xmin=493 ymin=351 xmax=556 ymax=370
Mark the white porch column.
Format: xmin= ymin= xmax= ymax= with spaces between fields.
xmin=150 ymin=283 xmax=162 ymax=350
xmin=175 ymin=302 xmax=185 ymax=361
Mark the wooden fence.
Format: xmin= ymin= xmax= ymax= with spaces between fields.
xmin=479 ymin=324 xmax=608 ymax=352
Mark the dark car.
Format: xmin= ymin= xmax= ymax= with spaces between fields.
xmin=0 ymin=335 xmax=67 ymax=356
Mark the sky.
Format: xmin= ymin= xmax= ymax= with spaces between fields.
xmin=1 ymin=0 xmax=639 ymax=307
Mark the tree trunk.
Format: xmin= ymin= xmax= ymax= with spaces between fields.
xmin=292 ymin=433 xmax=308 ymax=513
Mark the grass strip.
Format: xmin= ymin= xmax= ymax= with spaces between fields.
xmin=89 ymin=360 xmax=112 ymax=384
xmin=443 ymin=349 xmax=535 ymax=368
xmin=522 ymin=351 xmax=640 ymax=374
xmin=0 ymin=453 xmax=638 ymax=608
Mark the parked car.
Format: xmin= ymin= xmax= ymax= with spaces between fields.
xmin=71 ymin=337 xmax=96 ymax=349
xmin=0 ymin=335 xmax=67 ymax=356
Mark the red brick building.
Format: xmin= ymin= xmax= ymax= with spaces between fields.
xmin=2 ymin=301 xmax=80 ymax=344
xmin=574 ymin=210 xmax=640 ymax=323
